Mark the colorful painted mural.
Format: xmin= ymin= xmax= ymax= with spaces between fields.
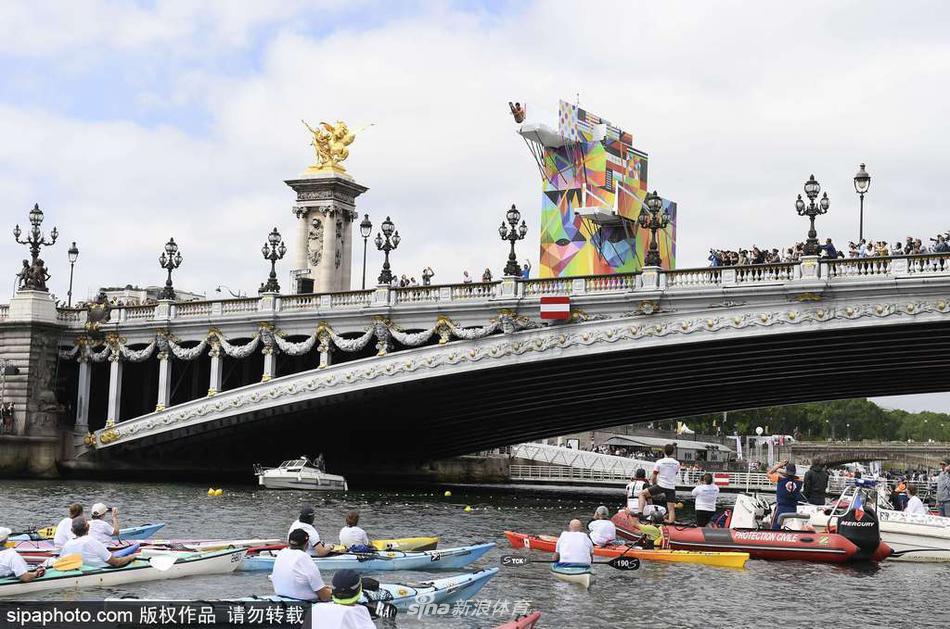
xmin=534 ymin=101 xmax=676 ymax=277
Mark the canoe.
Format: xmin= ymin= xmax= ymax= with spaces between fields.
xmin=494 ymin=611 xmax=542 ymax=629
xmin=8 ymin=523 xmax=166 ymax=544
xmin=243 ymin=568 xmax=498 ymax=610
xmin=550 ymin=563 xmax=592 ymax=589
xmin=240 ymin=542 xmax=494 ymax=573
xmin=504 ymin=532 xmax=748 ymax=569
xmin=0 ymin=548 xmax=246 ymax=597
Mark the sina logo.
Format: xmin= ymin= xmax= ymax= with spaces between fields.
xmin=853 ymin=493 xmax=866 ymax=521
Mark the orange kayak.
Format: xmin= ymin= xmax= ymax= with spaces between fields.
xmin=504 ymin=531 xmax=748 ymax=569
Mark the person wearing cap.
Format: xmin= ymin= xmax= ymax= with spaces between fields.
xmin=767 ymin=460 xmax=804 ymax=530
xmin=60 ymin=517 xmax=134 ymax=569
xmin=88 ymin=503 xmax=119 ymax=544
xmin=306 ymin=569 xmax=375 ymax=628
xmin=936 ymin=460 xmax=950 ymax=517
xmin=289 ymin=507 xmax=331 ymax=557
xmin=338 ymin=511 xmax=370 ymax=550
xmin=271 ymin=528 xmax=331 ymax=602
xmin=0 ymin=527 xmax=46 ymax=582
xmin=587 ymin=506 xmax=617 ymax=546
xmin=53 ymin=504 xmax=83 ymax=548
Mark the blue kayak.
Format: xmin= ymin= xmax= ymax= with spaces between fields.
xmin=9 ymin=523 xmax=166 ymax=543
xmin=243 ymin=568 xmax=499 ymax=610
xmin=240 ymin=542 xmax=495 ymax=573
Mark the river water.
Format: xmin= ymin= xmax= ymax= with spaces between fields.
xmin=2 ymin=480 xmax=947 ymax=629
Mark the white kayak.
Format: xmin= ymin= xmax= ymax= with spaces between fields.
xmin=0 ymin=548 xmax=246 ymax=597
xmin=241 ymin=542 xmax=494 ymax=573
xmin=550 ymin=563 xmax=592 ymax=589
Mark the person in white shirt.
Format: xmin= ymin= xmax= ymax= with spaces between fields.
xmin=60 ymin=518 xmax=134 ymax=569
xmin=289 ymin=507 xmax=332 ymax=557
xmin=691 ymin=473 xmax=720 ymax=527
xmin=53 ymin=504 xmax=83 ymax=548
xmin=625 ymin=469 xmax=650 ymax=515
xmin=307 ymin=569 xmax=376 ymax=629
xmin=0 ymin=527 xmax=46 ymax=583
xmin=588 ymin=506 xmax=617 ymax=546
xmin=639 ymin=444 xmax=681 ymax=523
xmin=553 ymin=519 xmax=593 ymax=566
xmin=88 ymin=503 xmax=119 ymax=544
xmin=271 ymin=529 xmax=331 ymax=602
xmin=339 ymin=511 xmax=370 ymax=549
xmin=904 ymin=484 xmax=928 ymax=516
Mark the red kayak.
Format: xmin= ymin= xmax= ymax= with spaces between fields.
xmin=494 ymin=611 xmax=541 ymax=629
xmin=612 ymin=510 xmax=891 ymax=563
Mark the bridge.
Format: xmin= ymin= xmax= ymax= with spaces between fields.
xmin=15 ymin=251 xmax=943 ymax=477
xmin=788 ymin=440 xmax=950 ymax=467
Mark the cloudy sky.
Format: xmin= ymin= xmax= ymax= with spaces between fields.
xmin=2 ymin=1 xmax=949 ymax=410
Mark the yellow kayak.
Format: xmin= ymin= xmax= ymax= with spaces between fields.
xmin=330 ymin=537 xmax=439 ymax=552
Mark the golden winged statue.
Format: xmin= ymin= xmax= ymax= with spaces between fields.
xmin=302 ymin=119 xmax=356 ymax=173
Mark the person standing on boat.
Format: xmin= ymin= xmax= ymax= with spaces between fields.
xmin=692 ymin=473 xmax=720 ymax=527
xmin=53 ymin=503 xmax=83 ymax=547
xmin=625 ymin=469 xmax=650 ymax=516
xmin=305 ymin=569 xmax=375 ymax=628
xmin=339 ymin=511 xmax=370 ymax=549
xmin=290 ymin=507 xmax=332 ymax=557
xmin=638 ymin=444 xmax=680 ymax=523
xmin=937 ymin=461 xmax=950 ymax=517
xmin=767 ymin=461 xmax=804 ymax=530
xmin=0 ymin=527 xmax=46 ymax=583
xmin=60 ymin=517 xmax=135 ymax=569
xmin=803 ymin=460 xmax=829 ymax=506
xmin=553 ymin=519 xmax=593 ymax=567
xmin=88 ymin=503 xmax=119 ymax=544
xmin=904 ymin=485 xmax=928 ymax=516
xmin=588 ymin=506 xmax=617 ymax=546
xmin=272 ymin=529 xmax=331 ymax=602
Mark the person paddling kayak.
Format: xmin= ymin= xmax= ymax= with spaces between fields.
xmin=339 ymin=511 xmax=370 ymax=550
xmin=0 ymin=528 xmax=46 ymax=583
xmin=272 ymin=529 xmax=331 ymax=602
xmin=60 ymin=517 xmax=135 ymax=569
xmin=53 ymin=504 xmax=83 ymax=547
xmin=305 ymin=569 xmax=375 ymax=628
xmin=553 ymin=519 xmax=593 ymax=567
xmin=767 ymin=461 xmax=804 ymax=530
xmin=88 ymin=503 xmax=120 ymax=544
xmin=289 ymin=507 xmax=332 ymax=557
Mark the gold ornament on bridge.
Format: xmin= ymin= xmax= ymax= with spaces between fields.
xmin=302 ymin=120 xmax=356 ymax=174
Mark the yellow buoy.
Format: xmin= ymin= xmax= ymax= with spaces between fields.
xmin=214 ymin=488 xmax=223 ymax=496
xmin=444 ymin=490 xmax=452 ymax=497
xmin=464 ymin=505 xmax=473 ymax=512
xmin=207 ymin=488 xmax=215 ymax=496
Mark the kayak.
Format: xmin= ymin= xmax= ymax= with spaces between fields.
xmin=243 ymin=568 xmax=498 ymax=610
xmin=10 ymin=537 xmax=282 ymax=556
xmin=550 ymin=563 xmax=592 ymax=589
xmin=0 ymin=548 xmax=246 ymax=597
xmin=240 ymin=542 xmax=495 ymax=573
xmin=8 ymin=523 xmax=166 ymax=544
xmin=371 ymin=537 xmax=439 ymax=552
xmin=494 ymin=611 xmax=542 ymax=629
xmin=504 ymin=532 xmax=748 ymax=569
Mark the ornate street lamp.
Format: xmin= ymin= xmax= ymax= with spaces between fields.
xmin=66 ymin=241 xmax=79 ymax=307
xmin=158 ymin=237 xmax=183 ymax=301
xmin=853 ymin=163 xmax=871 ymax=242
xmin=13 ymin=203 xmax=58 ymax=292
xmin=638 ymin=191 xmax=671 ymax=267
xmin=498 ymin=204 xmax=528 ymax=277
xmin=359 ymin=214 xmax=373 ymax=290
xmin=375 ymin=216 xmax=399 ymax=285
xmin=795 ymin=175 xmax=830 ymax=256
xmin=260 ymin=227 xmax=287 ymax=293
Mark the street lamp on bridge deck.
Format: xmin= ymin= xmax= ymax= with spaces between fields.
xmin=158 ymin=238 xmax=183 ymax=301
xmin=795 ymin=175 xmax=830 ymax=256
xmin=359 ymin=214 xmax=373 ymax=290
xmin=13 ymin=203 xmax=58 ymax=292
xmin=260 ymin=227 xmax=287 ymax=293
xmin=67 ymin=241 xmax=79 ymax=307
xmin=638 ymin=191 xmax=670 ymax=267
xmin=499 ymin=204 xmax=527 ymax=277
xmin=853 ymin=163 xmax=871 ymax=242
xmin=375 ymin=216 xmax=400 ymax=285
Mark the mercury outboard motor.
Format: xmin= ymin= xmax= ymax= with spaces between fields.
xmin=836 ymin=492 xmax=882 ymax=561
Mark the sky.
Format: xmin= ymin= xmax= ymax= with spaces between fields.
xmin=1 ymin=0 xmax=950 ymax=411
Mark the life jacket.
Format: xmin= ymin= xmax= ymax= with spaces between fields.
xmin=626 ymin=480 xmax=648 ymax=500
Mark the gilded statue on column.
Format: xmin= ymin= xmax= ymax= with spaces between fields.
xmin=302 ymin=120 xmax=356 ymax=173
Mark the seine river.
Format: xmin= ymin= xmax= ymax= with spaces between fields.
xmin=2 ymin=480 xmax=947 ymax=628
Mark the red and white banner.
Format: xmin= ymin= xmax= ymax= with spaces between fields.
xmin=713 ymin=473 xmax=730 ymax=487
xmin=540 ymin=296 xmax=571 ymax=320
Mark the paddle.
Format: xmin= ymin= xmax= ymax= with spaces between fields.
xmin=52 ymin=554 xmax=83 ymax=571
xmin=500 ymin=554 xmax=640 ymax=571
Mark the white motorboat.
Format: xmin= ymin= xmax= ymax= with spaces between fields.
xmin=253 ymin=456 xmax=348 ymax=491
xmin=795 ymin=480 xmax=950 ymax=562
